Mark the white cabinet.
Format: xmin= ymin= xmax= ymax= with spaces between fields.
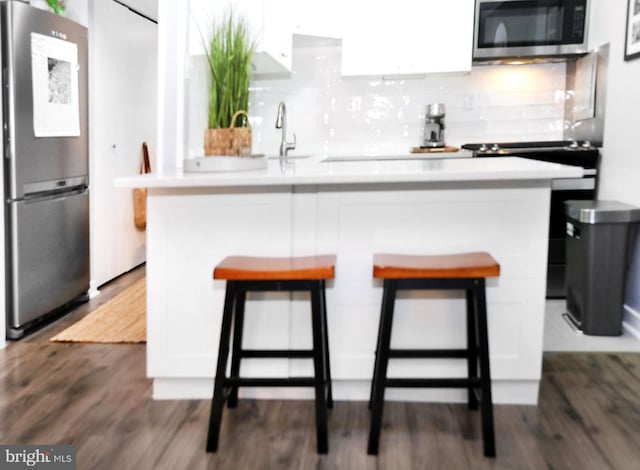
xmin=189 ymin=0 xmax=292 ymax=75
xmin=291 ymin=0 xmax=343 ymax=39
xmin=143 ymin=176 xmax=553 ymax=404
xmin=341 ymin=0 xmax=475 ymax=77
xmin=253 ymin=0 xmax=293 ymax=74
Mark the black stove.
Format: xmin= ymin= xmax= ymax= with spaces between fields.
xmin=461 ymin=140 xmax=599 ymax=169
xmin=463 ymin=140 xmax=601 ymax=299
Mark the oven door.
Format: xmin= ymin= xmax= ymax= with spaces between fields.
xmin=474 ymin=0 xmax=589 ymax=60
xmin=547 ymin=176 xmax=596 ymax=298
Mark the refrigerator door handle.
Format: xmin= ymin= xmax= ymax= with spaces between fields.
xmin=23 ymin=185 xmax=88 ymax=204
xmin=23 ymin=176 xmax=89 ymax=196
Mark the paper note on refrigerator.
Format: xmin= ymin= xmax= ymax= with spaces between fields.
xmin=31 ymin=32 xmax=80 ymax=137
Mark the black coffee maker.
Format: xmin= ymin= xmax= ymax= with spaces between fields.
xmin=423 ymin=103 xmax=445 ymax=148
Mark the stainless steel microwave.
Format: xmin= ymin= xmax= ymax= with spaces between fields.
xmin=473 ymin=0 xmax=589 ymax=61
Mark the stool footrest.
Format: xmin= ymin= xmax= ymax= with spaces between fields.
xmin=231 ymin=280 xmax=318 ymax=292
xmin=385 ymin=377 xmax=481 ymax=388
xmin=224 ymin=377 xmax=317 ymax=387
xmin=240 ymin=349 xmax=314 ymax=359
xmin=388 ymin=348 xmax=471 ymax=359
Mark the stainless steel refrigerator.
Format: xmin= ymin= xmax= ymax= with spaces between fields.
xmin=2 ymin=1 xmax=89 ymax=339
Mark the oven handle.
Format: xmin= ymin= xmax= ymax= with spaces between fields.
xmin=551 ymin=177 xmax=596 ymax=191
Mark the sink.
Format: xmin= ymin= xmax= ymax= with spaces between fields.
xmin=183 ymin=155 xmax=268 ymax=173
xmin=266 ymin=154 xmax=312 ymax=159
xmin=321 ymin=152 xmax=469 ymax=162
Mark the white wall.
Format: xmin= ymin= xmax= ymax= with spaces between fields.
xmin=89 ymin=0 xmax=157 ymax=287
xmin=588 ymin=0 xmax=640 ymax=318
xmin=117 ymin=0 xmax=158 ymax=21
xmin=35 ymin=0 xmax=157 ymax=25
xmin=188 ymin=37 xmax=567 ymax=158
xmin=64 ymin=0 xmax=89 ymax=26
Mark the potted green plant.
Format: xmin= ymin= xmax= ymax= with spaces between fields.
xmin=46 ymin=0 xmax=65 ymax=15
xmin=203 ymin=11 xmax=256 ymax=157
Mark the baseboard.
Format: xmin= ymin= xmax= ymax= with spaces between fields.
xmin=152 ymin=378 xmax=541 ymax=405
xmin=88 ymin=280 xmax=101 ymax=299
xmin=623 ymin=304 xmax=640 ymax=339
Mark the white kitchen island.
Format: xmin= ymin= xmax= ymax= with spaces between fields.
xmin=116 ymin=155 xmax=582 ymax=404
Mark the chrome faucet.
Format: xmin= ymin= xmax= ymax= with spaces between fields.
xmin=275 ymin=102 xmax=296 ymax=157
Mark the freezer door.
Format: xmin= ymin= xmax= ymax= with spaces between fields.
xmin=7 ymin=189 xmax=90 ymax=329
xmin=2 ymin=1 xmax=88 ymax=199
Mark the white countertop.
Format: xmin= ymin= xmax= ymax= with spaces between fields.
xmin=115 ymin=155 xmax=583 ymax=189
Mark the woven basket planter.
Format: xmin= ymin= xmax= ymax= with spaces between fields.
xmin=204 ymin=110 xmax=252 ymax=157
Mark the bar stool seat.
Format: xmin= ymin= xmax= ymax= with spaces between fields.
xmin=368 ymin=251 xmax=500 ymax=457
xmin=207 ymin=255 xmax=336 ymax=454
xmin=214 ymin=255 xmax=337 ymax=280
xmin=373 ymin=252 xmax=500 ymax=279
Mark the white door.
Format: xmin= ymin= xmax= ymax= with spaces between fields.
xmin=90 ymin=0 xmax=158 ymax=287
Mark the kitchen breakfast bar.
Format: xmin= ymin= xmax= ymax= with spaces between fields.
xmin=116 ymin=155 xmax=582 ymax=405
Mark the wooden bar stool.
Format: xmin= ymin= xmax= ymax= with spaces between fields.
xmin=367 ymin=252 xmax=500 ymax=457
xmin=206 ymin=255 xmax=336 ymax=454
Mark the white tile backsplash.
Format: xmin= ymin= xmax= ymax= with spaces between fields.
xmin=188 ymin=36 xmax=567 ymax=157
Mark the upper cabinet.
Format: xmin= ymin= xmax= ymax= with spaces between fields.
xmin=290 ymin=0 xmax=343 ymax=39
xmin=340 ymin=0 xmax=475 ymax=77
xmin=189 ymin=0 xmax=292 ymax=75
xmin=188 ymin=0 xmax=474 ymax=77
xmin=254 ymin=0 xmax=293 ymax=74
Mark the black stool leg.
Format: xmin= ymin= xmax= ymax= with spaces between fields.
xmin=310 ymin=282 xmax=329 ymax=454
xmin=227 ymin=289 xmax=247 ymax=408
xmin=466 ymin=288 xmax=479 ymax=410
xmin=207 ymin=282 xmax=237 ymax=452
xmin=367 ymin=279 xmax=397 ymax=455
xmin=320 ymin=281 xmax=333 ymax=408
xmin=475 ymin=279 xmax=496 ymax=457
xmin=368 ymin=283 xmax=389 ymax=410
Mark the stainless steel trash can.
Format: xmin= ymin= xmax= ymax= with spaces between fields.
xmin=564 ymin=200 xmax=640 ymax=336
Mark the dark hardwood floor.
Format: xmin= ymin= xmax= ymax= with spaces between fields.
xmin=1 ymin=265 xmax=640 ymax=469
